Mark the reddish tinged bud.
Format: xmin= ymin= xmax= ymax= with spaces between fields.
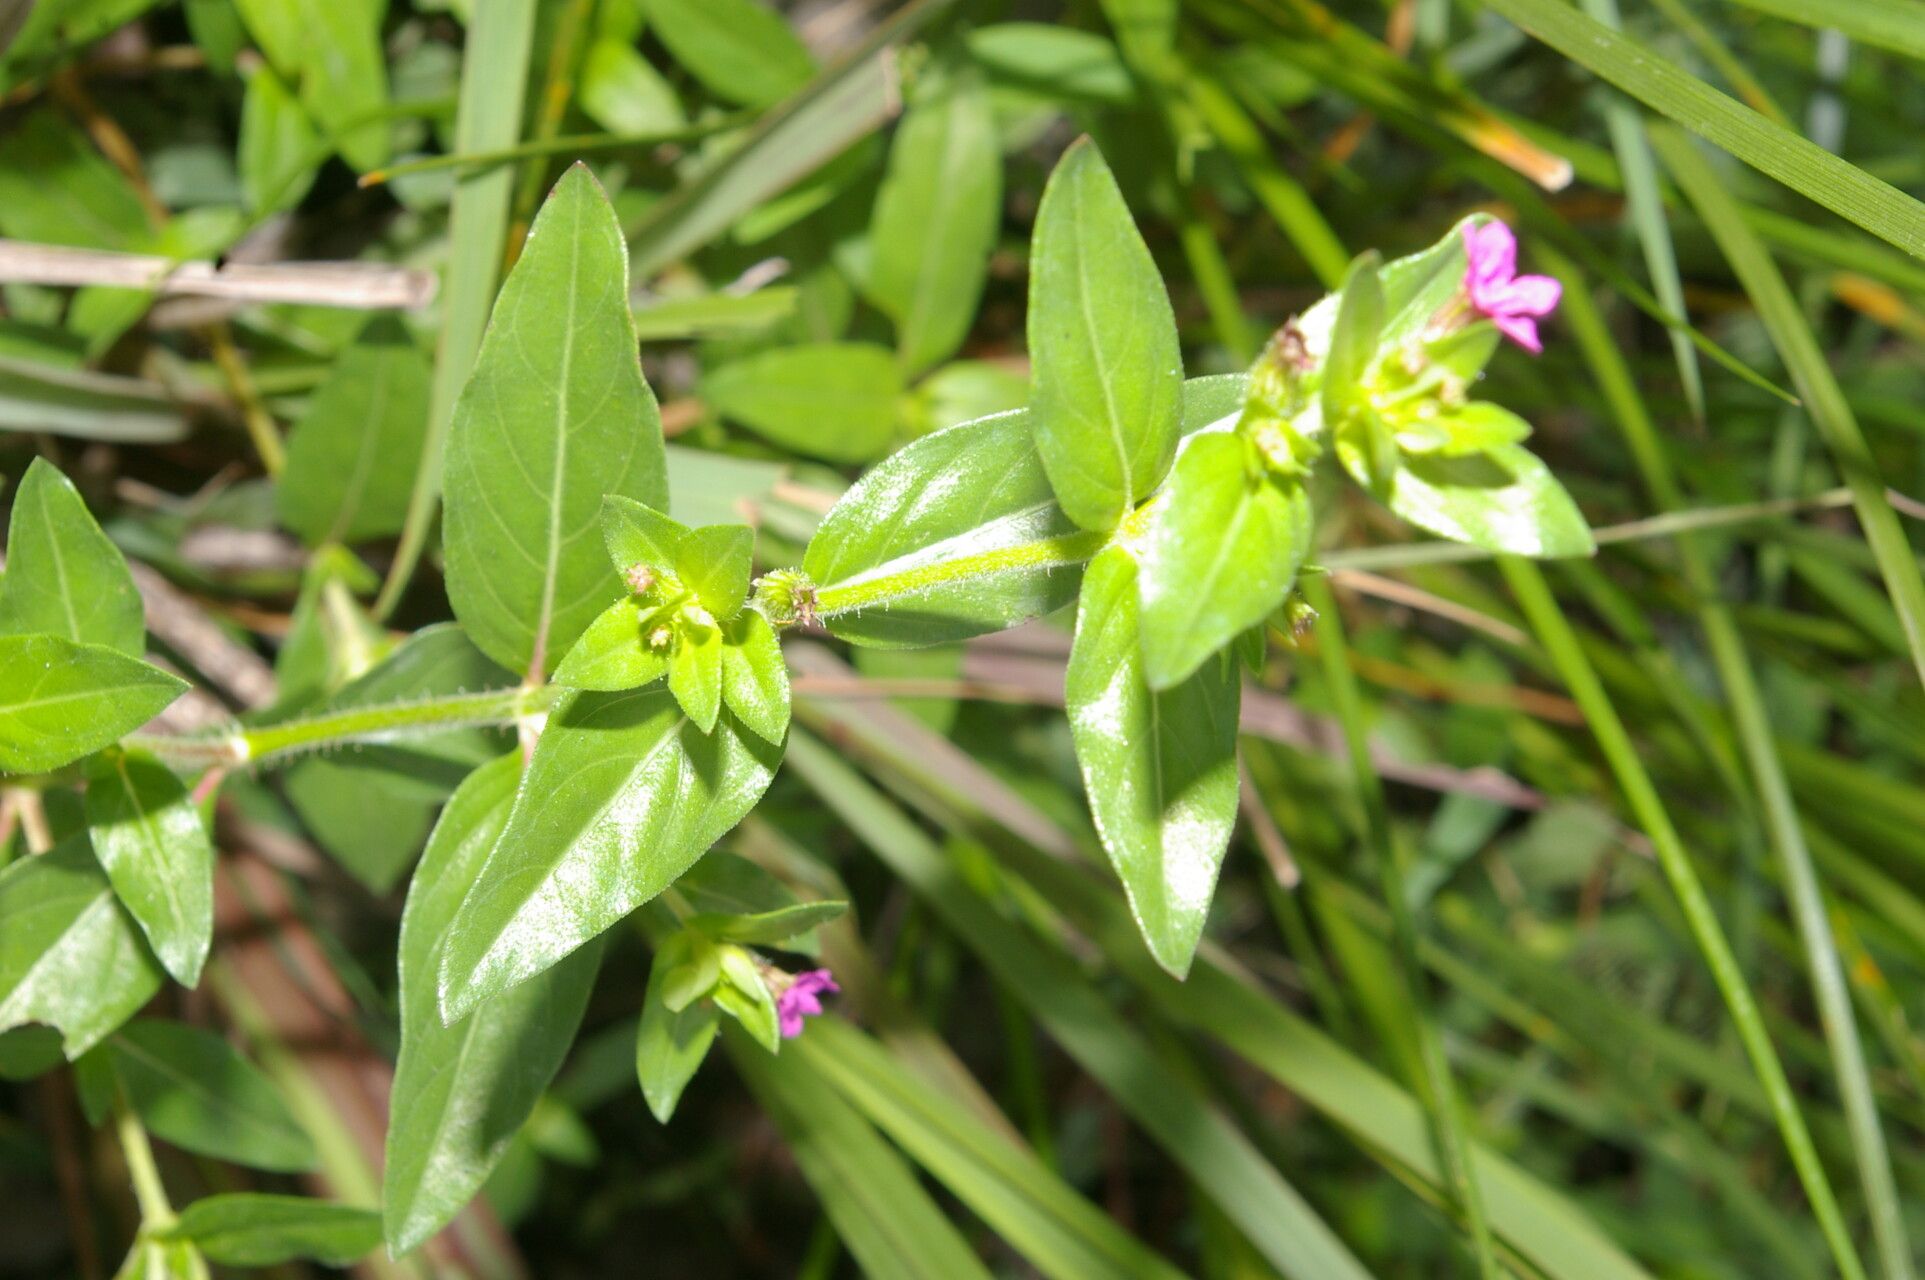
xmin=625 ymin=563 xmax=658 ymax=595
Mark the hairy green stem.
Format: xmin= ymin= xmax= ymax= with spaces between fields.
xmin=813 ymin=529 xmax=1108 ymax=619
xmin=112 ymin=1093 xmax=173 ymax=1227
xmin=1304 ymin=574 xmax=1500 ymax=1278
xmin=128 ymin=686 xmax=562 ymax=769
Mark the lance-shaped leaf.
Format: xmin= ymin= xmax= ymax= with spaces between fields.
xmin=97 ymin=1020 xmax=315 ymax=1172
xmin=1066 ymin=545 xmax=1239 ymax=977
xmin=702 ymin=342 xmax=903 ymax=464
xmin=0 ymin=457 xmax=144 ymax=655
xmin=1376 ymin=443 xmax=1594 ymax=558
xmin=1027 ymin=137 xmax=1182 ymax=532
xmin=85 ymin=750 xmax=214 ymax=987
xmin=385 ymin=753 xmax=602 ymax=1255
xmin=0 ymin=634 xmax=185 ymax=775
xmin=277 ymin=317 xmax=431 ymax=547
xmin=0 ymin=838 xmax=163 ymax=1058
xmin=867 ymin=66 xmax=1002 ymax=375
xmin=160 ymin=1195 xmax=382 ymax=1268
xmin=443 ymin=163 xmax=668 ymax=678
xmin=437 ymin=688 xmax=782 ymax=1023
xmin=636 ymin=938 xmax=721 ymax=1124
xmin=805 ymin=375 xmax=1247 ymax=649
xmin=1137 ymin=432 xmax=1313 ymax=690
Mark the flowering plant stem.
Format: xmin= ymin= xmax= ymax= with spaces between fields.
xmin=128 ymin=685 xmax=566 ymax=770
xmin=1303 ymin=574 xmax=1500 ymax=1279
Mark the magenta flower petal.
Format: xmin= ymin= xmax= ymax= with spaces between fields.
xmin=1492 ymin=313 xmax=1542 ymax=355
xmin=1489 ymin=274 xmax=1561 ymax=318
xmin=775 ymin=968 xmax=839 ymax=1039
xmin=1461 ymin=218 xmax=1557 ymax=354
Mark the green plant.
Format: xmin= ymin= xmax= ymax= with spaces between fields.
xmin=4 ymin=3 xmax=1924 ymax=1278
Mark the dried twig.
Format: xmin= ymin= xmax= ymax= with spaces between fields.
xmin=0 ymin=239 xmax=438 ymax=310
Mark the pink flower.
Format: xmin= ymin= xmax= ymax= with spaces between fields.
xmin=1462 ymin=221 xmax=1561 ymax=355
xmin=776 ymin=968 xmax=839 ymax=1039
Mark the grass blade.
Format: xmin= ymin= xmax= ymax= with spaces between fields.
xmin=798 ymin=1020 xmax=1189 ymax=1280
xmin=1551 ymin=242 xmax=1915 ymax=1280
xmin=785 ymin=729 xmax=1378 ymax=1280
xmin=376 ymin=0 xmax=537 ymax=618
xmin=1652 ymin=124 xmax=1925 ymax=692
xmin=730 ymin=1031 xmax=994 ymax=1280
xmin=1303 ymin=574 xmax=1500 ymax=1279
xmin=1483 ymin=0 xmax=1925 ymax=260
xmin=1500 ymin=555 xmax=1869 ymax=1280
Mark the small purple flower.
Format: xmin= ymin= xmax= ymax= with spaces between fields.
xmin=776 ymin=968 xmax=839 ymax=1039
xmin=1462 ymin=220 xmax=1561 ymax=355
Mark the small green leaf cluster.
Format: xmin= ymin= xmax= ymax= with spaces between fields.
xmin=555 ymin=495 xmax=790 ymax=743
xmin=640 ymin=852 xmax=847 ymax=1121
xmin=800 ymin=139 xmax=1596 ymax=979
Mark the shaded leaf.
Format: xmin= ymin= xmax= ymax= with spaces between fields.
xmin=161 ymin=1194 xmax=381 ymax=1267
xmin=277 ymin=317 xmax=432 ymax=547
xmin=703 ymin=342 xmax=903 ymax=463
xmin=84 ymin=750 xmax=213 ymax=987
xmin=0 ymin=837 xmax=162 ymax=1057
xmin=107 ymin=1019 xmax=315 ymax=1172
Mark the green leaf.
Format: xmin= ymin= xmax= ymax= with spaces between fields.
xmin=579 ymin=38 xmax=686 ymax=136
xmin=703 ymin=342 xmax=904 ymax=463
xmin=1027 ymin=137 xmax=1183 ymax=532
xmin=867 ymin=67 xmax=1002 ymax=375
xmin=636 ymin=948 xmax=720 ymax=1123
xmin=106 ymin=1019 xmax=315 ymax=1172
xmin=719 ymin=609 xmax=790 ymax=745
xmin=84 ymin=750 xmax=213 ymax=987
xmin=0 ymin=837 xmax=163 ymax=1057
xmin=437 ymin=688 xmax=782 ymax=1023
xmin=553 ymin=599 xmax=669 ymax=692
xmin=238 ymin=61 xmax=320 ymax=213
xmin=603 ymin=494 xmax=687 ymax=574
xmin=690 ymin=901 xmax=847 ymax=947
xmin=1393 ymin=401 xmax=1533 ymax=455
xmin=714 ymin=948 xmax=780 ymax=1052
xmin=636 ymin=0 xmax=813 ymax=106
xmin=0 ymin=111 xmax=149 ymax=250
xmin=112 ymin=1237 xmax=206 ymax=1280
xmin=805 ymin=376 xmax=1245 ymax=648
xmin=0 ymin=457 xmax=144 ymax=656
xmin=0 ymin=355 xmax=185 ymax=444
xmin=667 ymin=618 xmax=724 ymax=733
xmin=1065 ymin=545 xmax=1239 ymax=977
xmin=806 ymin=406 xmax=1092 ymax=648
xmin=967 ymin=24 xmax=1135 ymax=105
xmin=1136 ymin=433 xmax=1312 ymax=690
xmin=0 ymin=634 xmax=185 ymax=775
xmin=1374 ymin=444 xmax=1595 ymax=559
xmin=236 ymin=0 xmax=389 ymax=171
xmin=442 ymin=163 xmax=669 ymax=678
xmin=385 ymin=753 xmax=602 ymax=1256
xmin=277 ymin=317 xmax=432 ymax=547
xmin=678 ymin=524 xmax=753 ymax=620
xmin=1321 ymin=252 xmax=1385 ymax=423
xmin=626 ymin=14 xmax=904 ymax=278
xmin=160 ymin=1194 xmax=381 ymax=1267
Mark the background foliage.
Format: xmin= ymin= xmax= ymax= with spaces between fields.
xmin=2 ymin=0 xmax=1925 ymax=1277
